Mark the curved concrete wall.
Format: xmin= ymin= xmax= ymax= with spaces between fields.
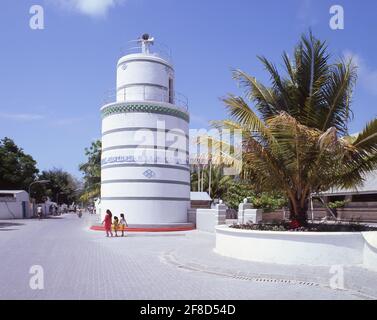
xmin=116 ymin=54 xmax=174 ymax=103
xmin=215 ymin=226 xmax=377 ymax=270
xmin=101 ymin=109 xmax=188 ymax=133
xmin=363 ymin=232 xmax=377 ymax=272
xmin=101 ymin=165 xmax=190 ymax=182
xmin=100 ymin=199 xmax=189 ymax=225
xmin=100 ymin=110 xmax=190 ymax=223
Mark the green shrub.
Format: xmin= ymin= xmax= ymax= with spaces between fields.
xmin=328 ymin=200 xmax=349 ymax=209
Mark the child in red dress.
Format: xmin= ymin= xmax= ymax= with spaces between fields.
xmin=102 ymin=209 xmax=113 ymax=237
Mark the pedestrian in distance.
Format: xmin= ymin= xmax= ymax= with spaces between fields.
xmin=102 ymin=209 xmax=113 ymax=237
xmin=37 ymin=205 xmax=43 ymax=220
xmin=119 ymin=213 xmax=128 ymax=237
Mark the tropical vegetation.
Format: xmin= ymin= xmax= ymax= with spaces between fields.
xmin=202 ymin=33 xmax=377 ymax=226
xmin=79 ymin=139 xmax=101 ymax=203
xmin=32 ymin=168 xmax=81 ymax=204
xmin=0 ymin=137 xmax=39 ymax=191
xmin=190 ymin=164 xmax=233 ymax=199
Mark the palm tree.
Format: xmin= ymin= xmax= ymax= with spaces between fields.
xmin=190 ymin=164 xmax=233 ymax=199
xmin=204 ymin=33 xmax=377 ymax=225
xmin=79 ymin=140 xmax=101 ymax=203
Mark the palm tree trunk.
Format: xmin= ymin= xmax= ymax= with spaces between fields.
xmin=288 ymin=196 xmax=309 ymax=226
xmin=197 ymin=165 xmax=200 ymax=191
xmin=208 ymin=161 xmax=212 ymax=197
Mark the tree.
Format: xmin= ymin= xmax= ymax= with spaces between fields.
xmin=79 ymin=140 xmax=101 ymax=203
xmin=204 ymin=33 xmax=377 ymax=225
xmin=0 ymin=137 xmax=39 ymax=190
xmin=190 ymin=164 xmax=233 ymax=199
xmin=222 ymin=181 xmax=287 ymax=211
xmin=222 ymin=181 xmax=254 ymax=209
xmin=33 ymin=168 xmax=80 ymax=204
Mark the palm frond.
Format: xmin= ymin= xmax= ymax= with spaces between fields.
xmin=321 ymin=59 xmax=357 ymax=134
xmin=232 ymin=69 xmax=279 ymax=119
xmin=352 ymin=118 xmax=377 ymax=153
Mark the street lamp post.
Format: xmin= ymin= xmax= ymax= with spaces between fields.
xmin=28 ymin=180 xmax=50 ymax=218
xmin=28 ymin=180 xmax=50 ymax=200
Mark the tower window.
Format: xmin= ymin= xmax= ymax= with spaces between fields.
xmin=168 ymin=78 xmax=174 ymax=104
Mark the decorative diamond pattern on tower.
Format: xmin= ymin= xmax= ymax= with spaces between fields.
xmin=143 ymin=169 xmax=156 ymax=179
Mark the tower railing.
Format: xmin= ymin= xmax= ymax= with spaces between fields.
xmin=103 ymin=87 xmax=189 ymax=112
xmin=119 ymin=41 xmax=173 ymax=63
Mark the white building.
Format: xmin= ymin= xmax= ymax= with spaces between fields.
xmin=322 ymin=170 xmax=377 ymax=199
xmin=0 ymin=191 xmax=30 ymax=219
xmin=100 ymin=34 xmax=190 ymax=225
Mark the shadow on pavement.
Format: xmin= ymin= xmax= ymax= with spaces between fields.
xmin=0 ymin=222 xmax=24 ymax=229
xmin=0 ymin=222 xmax=24 ymax=231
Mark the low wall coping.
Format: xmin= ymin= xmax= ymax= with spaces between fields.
xmin=215 ymin=225 xmax=377 ymax=271
xmin=215 ymin=225 xmax=365 ymax=237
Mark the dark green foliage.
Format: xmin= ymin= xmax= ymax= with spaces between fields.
xmin=79 ymin=140 xmax=101 ymax=203
xmin=33 ymin=168 xmax=80 ymax=204
xmin=0 ymin=137 xmax=38 ymax=190
xmin=328 ymin=200 xmax=349 ymax=209
xmin=190 ymin=165 xmax=233 ymax=199
xmin=223 ymin=181 xmax=287 ymax=211
xmin=223 ymin=181 xmax=254 ymax=209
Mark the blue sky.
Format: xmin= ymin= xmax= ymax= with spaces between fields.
xmin=0 ymin=0 xmax=376 ymax=178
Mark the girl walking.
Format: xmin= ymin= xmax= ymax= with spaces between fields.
xmin=119 ymin=213 xmax=128 ymax=237
xmin=102 ymin=209 xmax=113 ymax=237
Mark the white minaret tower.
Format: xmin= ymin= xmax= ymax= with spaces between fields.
xmin=100 ymin=34 xmax=190 ymax=227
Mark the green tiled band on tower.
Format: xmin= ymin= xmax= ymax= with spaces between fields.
xmin=101 ymin=103 xmax=190 ymax=122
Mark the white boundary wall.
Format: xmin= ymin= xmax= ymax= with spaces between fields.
xmin=0 ymin=191 xmax=30 ymax=219
xmin=196 ymin=204 xmax=226 ymax=233
xmin=215 ymin=225 xmax=377 ymax=272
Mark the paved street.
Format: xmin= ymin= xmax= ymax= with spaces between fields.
xmin=0 ymin=213 xmax=376 ymax=300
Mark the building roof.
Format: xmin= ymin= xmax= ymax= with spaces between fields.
xmin=321 ymin=170 xmax=377 ymax=196
xmin=0 ymin=190 xmax=28 ymax=194
xmin=190 ymin=192 xmax=212 ymax=201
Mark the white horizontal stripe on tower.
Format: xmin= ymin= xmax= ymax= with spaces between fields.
xmin=102 ymin=113 xmax=188 ymax=134
xmin=101 ymin=166 xmax=190 ymax=181
xmin=101 ymin=183 xmax=189 ymax=198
